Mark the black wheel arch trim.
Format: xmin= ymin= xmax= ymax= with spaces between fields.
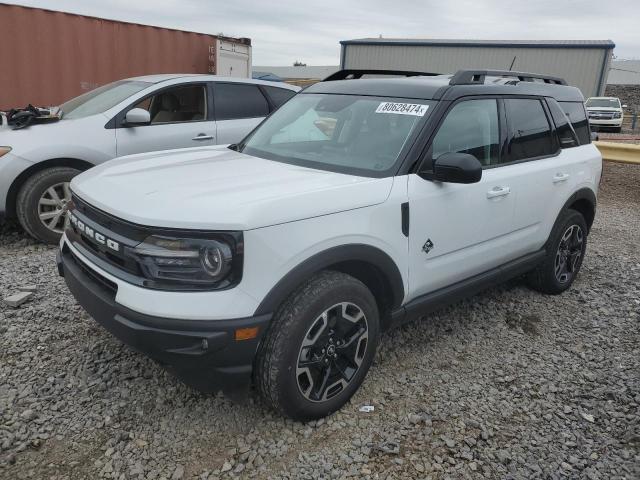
xmin=559 ymin=187 xmax=597 ymax=232
xmin=254 ymin=244 xmax=405 ymax=316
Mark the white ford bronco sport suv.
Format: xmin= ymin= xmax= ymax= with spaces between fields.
xmin=57 ymin=69 xmax=601 ymax=420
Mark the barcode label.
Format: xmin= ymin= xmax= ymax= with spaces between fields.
xmin=375 ymin=102 xmax=429 ymax=116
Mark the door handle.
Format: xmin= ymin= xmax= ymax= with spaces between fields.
xmin=192 ymin=134 xmax=214 ymax=141
xmin=553 ymin=173 xmax=570 ymax=183
xmin=486 ymin=186 xmax=511 ymax=199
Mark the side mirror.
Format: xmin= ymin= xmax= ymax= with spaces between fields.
xmin=124 ymin=108 xmax=151 ymax=126
xmin=420 ymin=152 xmax=482 ymax=184
xmin=622 ymin=104 xmax=628 ymax=108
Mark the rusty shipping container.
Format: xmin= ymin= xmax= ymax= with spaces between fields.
xmin=0 ymin=4 xmax=252 ymax=109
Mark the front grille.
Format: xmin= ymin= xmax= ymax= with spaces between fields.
xmin=588 ymin=111 xmax=615 ymax=119
xmin=67 ymin=196 xmax=142 ymax=277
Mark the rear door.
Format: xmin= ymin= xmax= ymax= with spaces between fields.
xmin=212 ymin=82 xmax=271 ymax=144
xmin=115 ymin=82 xmax=216 ymax=156
xmin=502 ymin=97 xmax=580 ymax=254
xmin=407 ymin=98 xmax=521 ymax=299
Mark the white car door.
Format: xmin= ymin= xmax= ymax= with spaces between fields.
xmin=115 ymin=82 xmax=216 ymax=156
xmin=500 ymin=98 xmax=583 ymax=255
xmin=212 ymin=82 xmax=271 ymax=144
xmin=407 ymin=98 xmax=521 ymax=300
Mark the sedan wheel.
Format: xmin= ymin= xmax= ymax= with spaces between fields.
xmin=38 ymin=182 xmax=72 ymax=234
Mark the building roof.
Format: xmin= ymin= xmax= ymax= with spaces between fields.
xmin=253 ymin=66 xmax=339 ymax=80
xmin=340 ymin=38 xmax=616 ymax=49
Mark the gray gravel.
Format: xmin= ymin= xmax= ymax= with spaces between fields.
xmin=1 ymin=162 xmax=639 ymax=480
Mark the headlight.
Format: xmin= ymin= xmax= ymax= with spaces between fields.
xmin=613 ymin=112 xmax=622 ymax=119
xmin=0 ymin=147 xmax=11 ymax=158
xmin=128 ymin=234 xmax=241 ymax=290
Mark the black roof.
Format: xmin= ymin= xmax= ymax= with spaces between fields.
xmin=303 ymin=73 xmax=585 ymax=102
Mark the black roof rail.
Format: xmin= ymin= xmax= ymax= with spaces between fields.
xmin=450 ymin=70 xmax=567 ymax=86
xmin=323 ymin=69 xmax=440 ymax=81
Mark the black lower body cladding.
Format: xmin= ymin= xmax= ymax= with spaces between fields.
xmin=57 ymin=245 xmax=271 ymax=393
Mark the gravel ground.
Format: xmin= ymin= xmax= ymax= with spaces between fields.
xmin=1 ymin=162 xmax=639 ymax=480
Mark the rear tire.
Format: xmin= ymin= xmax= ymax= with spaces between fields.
xmin=16 ymin=167 xmax=81 ymax=244
xmin=527 ymin=209 xmax=588 ymax=295
xmin=255 ymin=270 xmax=379 ymax=420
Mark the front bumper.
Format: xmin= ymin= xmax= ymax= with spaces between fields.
xmin=0 ymin=151 xmax=36 ymax=218
xmin=588 ymin=118 xmax=623 ymax=127
xmin=57 ymin=244 xmax=271 ymax=393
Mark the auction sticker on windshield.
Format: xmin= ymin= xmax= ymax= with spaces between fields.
xmin=375 ymin=102 xmax=428 ymax=116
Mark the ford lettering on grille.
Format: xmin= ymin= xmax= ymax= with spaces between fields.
xmin=69 ymin=213 xmax=120 ymax=252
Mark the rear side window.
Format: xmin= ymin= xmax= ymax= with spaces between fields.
xmin=432 ymin=99 xmax=500 ymax=166
xmin=213 ymin=83 xmax=269 ymax=120
xmin=505 ymin=99 xmax=556 ymax=161
xmin=263 ymin=86 xmax=296 ymax=109
xmin=559 ymin=101 xmax=591 ymax=145
xmin=547 ymin=99 xmax=579 ymax=148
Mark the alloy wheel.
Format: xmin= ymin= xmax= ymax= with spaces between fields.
xmin=554 ymin=224 xmax=584 ymax=284
xmin=296 ymin=302 xmax=369 ymax=402
xmin=38 ymin=182 xmax=72 ymax=234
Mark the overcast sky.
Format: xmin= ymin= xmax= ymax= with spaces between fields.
xmin=8 ymin=0 xmax=640 ymax=64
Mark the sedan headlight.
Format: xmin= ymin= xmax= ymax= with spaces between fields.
xmin=128 ymin=234 xmax=241 ymax=290
xmin=0 ymin=147 xmax=11 ymax=158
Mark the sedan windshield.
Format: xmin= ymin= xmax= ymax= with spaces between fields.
xmin=60 ymin=80 xmax=151 ymax=119
xmin=586 ymin=98 xmax=621 ymax=109
xmin=241 ymin=94 xmax=433 ymax=176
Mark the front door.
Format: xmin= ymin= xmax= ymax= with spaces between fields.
xmin=407 ymin=98 xmax=520 ymax=301
xmin=116 ymin=83 xmax=216 ymax=156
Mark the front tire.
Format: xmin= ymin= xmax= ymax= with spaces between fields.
xmin=16 ymin=167 xmax=81 ymax=244
xmin=528 ymin=209 xmax=588 ymax=294
xmin=255 ymin=271 xmax=379 ymax=420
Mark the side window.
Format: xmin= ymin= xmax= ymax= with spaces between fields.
xmin=432 ymin=99 xmax=500 ymax=166
xmin=547 ymin=99 xmax=579 ymax=148
xmin=505 ymin=99 xmax=556 ymax=161
xmin=263 ymin=86 xmax=296 ymax=109
xmin=133 ymin=85 xmax=207 ymax=124
xmin=213 ymin=83 xmax=270 ymax=120
xmin=559 ymin=101 xmax=591 ymax=145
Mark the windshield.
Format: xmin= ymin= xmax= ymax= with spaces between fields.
xmin=241 ymin=93 xmax=433 ymax=176
xmin=60 ymin=80 xmax=151 ymax=119
xmin=586 ymin=98 xmax=621 ymax=109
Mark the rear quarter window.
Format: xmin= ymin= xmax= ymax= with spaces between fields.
xmin=547 ymin=99 xmax=579 ymax=148
xmin=559 ymin=101 xmax=591 ymax=145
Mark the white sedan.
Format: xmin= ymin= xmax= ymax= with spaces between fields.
xmin=0 ymin=74 xmax=299 ymax=243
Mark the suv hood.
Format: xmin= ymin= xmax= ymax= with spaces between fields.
xmin=71 ymin=146 xmax=394 ymax=231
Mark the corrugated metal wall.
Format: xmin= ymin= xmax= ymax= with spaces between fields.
xmin=343 ymin=44 xmax=611 ymax=97
xmin=608 ymin=60 xmax=640 ymax=85
xmin=0 ymin=5 xmax=241 ymax=109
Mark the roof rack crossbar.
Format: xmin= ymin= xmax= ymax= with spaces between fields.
xmin=449 ymin=70 xmax=567 ymax=86
xmin=323 ymin=69 xmax=440 ymax=81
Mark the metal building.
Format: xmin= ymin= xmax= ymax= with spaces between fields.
xmin=608 ymin=60 xmax=640 ymax=85
xmin=340 ymin=38 xmax=615 ymax=97
xmin=0 ymin=4 xmax=252 ymax=109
